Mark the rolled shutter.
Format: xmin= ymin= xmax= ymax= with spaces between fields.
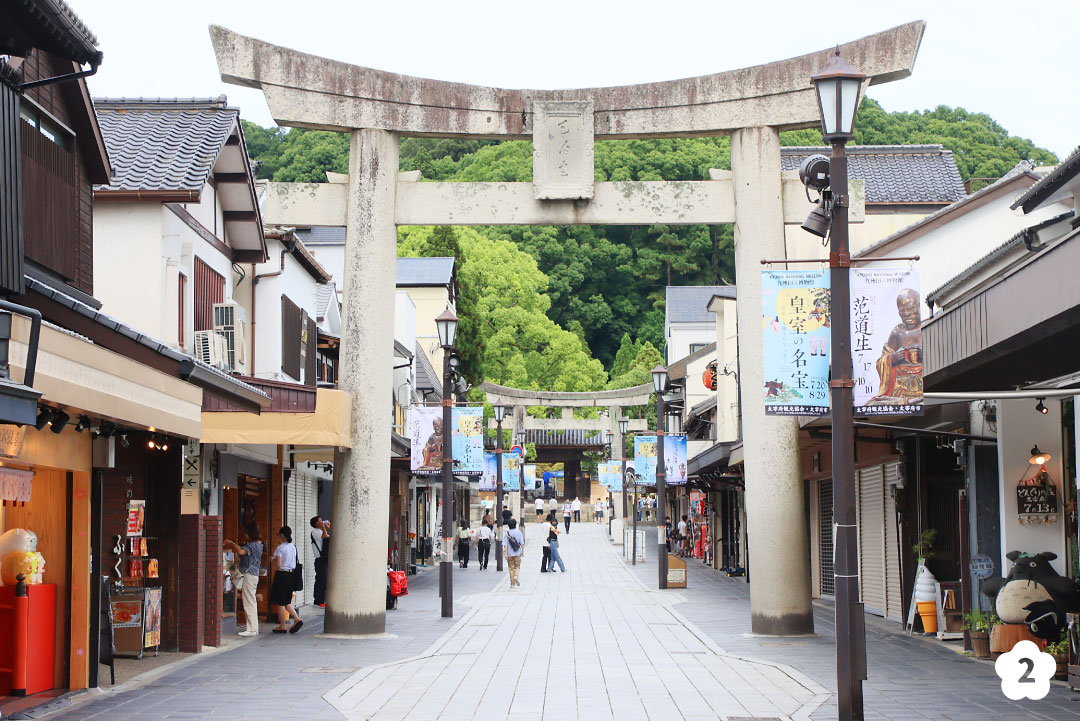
xmin=857 ymin=465 xmax=886 ymax=617
xmin=884 ymin=462 xmax=904 ymax=622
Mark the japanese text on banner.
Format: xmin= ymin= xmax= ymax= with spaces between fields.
xmin=760 ymin=269 xmax=831 ymax=416
xmin=850 ymin=268 xmax=923 ymax=416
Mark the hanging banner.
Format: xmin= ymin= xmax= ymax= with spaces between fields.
xmin=502 ymin=453 xmax=521 ymax=491
xmin=524 ymin=464 xmax=538 ymax=491
xmin=481 ymin=452 xmax=498 ymax=491
xmin=410 ymin=405 xmax=443 ymax=475
xmin=452 ymin=407 xmax=484 ymax=475
xmin=608 ymin=462 xmax=623 ymax=492
xmin=761 ymin=269 xmax=831 ymax=416
xmin=851 ymin=268 xmax=923 ymax=416
xmin=634 ymin=435 xmax=688 ymax=486
xmin=410 ymin=406 xmax=485 ymax=475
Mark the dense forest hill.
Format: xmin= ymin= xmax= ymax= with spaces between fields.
xmin=242 ymin=99 xmax=1057 ymax=385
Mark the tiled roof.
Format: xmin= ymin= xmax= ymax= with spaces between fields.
xmin=856 ymin=161 xmax=1040 ymax=258
xmin=315 ymin=282 xmax=337 ymax=321
xmin=666 ymin=286 xmax=735 ymax=324
xmin=397 ymin=257 xmax=455 ymax=287
xmin=780 ymin=145 xmax=967 ymax=204
xmin=1013 ymin=145 xmax=1080 ymax=213
xmin=0 ymin=0 xmax=101 ymax=66
xmin=294 ymin=227 xmax=346 ymax=245
xmin=93 ymin=97 xmax=237 ymax=193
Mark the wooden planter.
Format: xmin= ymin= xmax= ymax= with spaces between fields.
xmin=969 ymin=630 xmax=991 ymax=659
xmin=1052 ymin=653 xmax=1068 ymax=680
xmin=990 ymin=623 xmax=1039 ymax=659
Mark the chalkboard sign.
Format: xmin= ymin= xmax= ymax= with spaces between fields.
xmin=1015 ymin=481 xmax=1058 ymax=515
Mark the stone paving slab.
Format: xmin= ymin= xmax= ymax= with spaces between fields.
xmin=325 ymin=524 xmax=826 ymax=720
xmin=624 ymin=527 xmax=1080 ymax=721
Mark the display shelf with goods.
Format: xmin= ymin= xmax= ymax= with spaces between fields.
xmin=108 ymin=500 xmax=162 ymax=659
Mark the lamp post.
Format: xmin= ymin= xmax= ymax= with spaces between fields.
xmin=435 ymin=309 xmax=458 ymax=618
xmin=518 ymin=430 xmax=526 ymax=525
xmin=619 ymin=417 xmax=629 ymax=539
xmin=494 ymin=399 xmax=507 ymax=572
xmin=651 ymin=364 xmax=669 ymax=589
xmin=810 ymin=50 xmax=866 ymax=721
xmin=606 ymin=431 xmax=614 ymax=535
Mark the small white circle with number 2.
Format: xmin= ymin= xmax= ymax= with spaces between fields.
xmin=995 ymin=640 xmax=1056 ymax=700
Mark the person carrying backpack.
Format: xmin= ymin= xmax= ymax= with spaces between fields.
xmin=504 ymin=518 xmax=524 ymax=587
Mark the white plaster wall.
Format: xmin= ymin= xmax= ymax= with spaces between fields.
xmin=306 ymin=243 xmax=345 ymax=285
xmin=93 ymin=202 xmax=166 ymax=339
xmin=684 ymin=352 xmax=715 ymax=424
xmin=393 ymin=292 xmax=417 ymax=406
xmin=785 ymin=209 xmax=930 ymax=263
xmin=996 ymin=397 xmax=1066 ymax=575
xmin=406 ymin=286 xmax=453 ymax=371
xmin=709 ymin=297 xmax=740 ymax=443
xmin=666 ymin=322 xmax=715 ymax=365
xmin=178 ymin=182 xmax=223 ymax=238
xmin=251 ymin=238 xmax=320 ymax=382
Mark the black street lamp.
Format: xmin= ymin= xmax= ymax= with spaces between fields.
xmin=809 ymin=50 xmax=866 ymax=721
xmin=493 ymin=399 xmax=507 ymax=572
xmin=605 ymin=430 xmax=614 ymax=536
xmin=651 ymin=364 xmax=669 ymax=589
xmin=517 ymin=430 xmax=526 ymax=524
xmin=435 ymin=309 xmax=458 ymax=618
xmin=618 ymin=417 xmax=629 ymax=533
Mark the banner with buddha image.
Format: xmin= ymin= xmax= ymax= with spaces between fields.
xmin=761 ymin=269 xmax=831 ymax=416
xmin=850 ymin=268 xmax=923 ymax=416
xmin=410 ymin=405 xmax=484 ymax=475
xmin=634 ymin=435 xmax=688 ymax=486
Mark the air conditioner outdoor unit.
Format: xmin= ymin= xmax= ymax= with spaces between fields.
xmin=193 ymin=330 xmax=229 ymax=370
xmin=213 ymin=302 xmax=246 ymax=373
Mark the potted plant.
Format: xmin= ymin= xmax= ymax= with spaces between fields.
xmin=1046 ymin=628 xmax=1070 ymax=680
xmin=963 ymin=609 xmax=993 ymax=659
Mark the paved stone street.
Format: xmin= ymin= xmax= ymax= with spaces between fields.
xmin=33 ymin=523 xmax=1080 ymax=721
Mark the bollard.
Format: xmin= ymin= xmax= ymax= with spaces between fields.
xmin=12 ymin=573 xmax=28 ymax=696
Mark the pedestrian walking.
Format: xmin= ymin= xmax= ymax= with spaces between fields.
xmin=270 ymin=526 xmax=303 ymax=634
xmin=535 ymin=496 xmax=545 ymax=518
xmin=541 ymin=522 xmax=551 ymax=573
xmin=572 ymin=496 xmax=582 ymax=522
xmin=457 ymin=519 xmax=472 ymax=568
xmin=547 ymin=520 xmax=567 ymax=572
xmin=223 ymin=522 xmax=263 ymax=636
xmin=309 ymin=515 xmax=329 ymax=607
xmin=562 ymin=501 xmax=572 ymax=533
xmin=504 ymin=518 xmax=524 ymax=587
xmin=594 ymin=499 xmax=604 ymax=524
xmin=477 ymin=520 xmax=493 ymax=569
xmin=677 ymin=515 xmax=689 ymax=557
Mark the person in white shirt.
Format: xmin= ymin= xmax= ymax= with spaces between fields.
xmin=535 ymin=496 xmax=545 ymax=518
xmin=476 ymin=521 xmax=493 ymax=570
xmin=594 ymin=499 xmax=604 ymax=523
xmin=571 ymin=497 xmax=582 ymax=522
xmin=562 ymin=501 xmax=572 ymax=533
xmin=309 ymin=516 xmax=329 ymax=607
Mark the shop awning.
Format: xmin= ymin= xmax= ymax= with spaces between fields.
xmin=200 ymin=388 xmax=352 ymax=447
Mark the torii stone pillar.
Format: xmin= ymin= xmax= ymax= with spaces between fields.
xmin=732 ymin=127 xmax=812 ymax=634
xmin=327 ymin=129 xmax=399 ymax=635
xmin=213 ymin=21 xmax=924 ymax=636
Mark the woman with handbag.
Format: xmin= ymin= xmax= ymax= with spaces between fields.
xmin=270 ymin=526 xmax=303 ymax=634
xmin=223 ymin=522 xmax=263 ymax=637
xmin=457 ymin=519 xmax=472 ymax=569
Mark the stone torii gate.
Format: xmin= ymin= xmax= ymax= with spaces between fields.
xmin=212 ymin=21 xmax=924 ymax=636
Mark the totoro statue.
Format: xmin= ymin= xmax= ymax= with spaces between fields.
xmin=983 ymin=551 xmax=1080 ymax=639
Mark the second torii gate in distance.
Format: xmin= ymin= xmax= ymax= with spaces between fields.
xmin=212 ymin=21 xmax=925 ymax=637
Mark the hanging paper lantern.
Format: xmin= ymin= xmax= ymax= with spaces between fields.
xmin=702 ymin=361 xmax=718 ymax=391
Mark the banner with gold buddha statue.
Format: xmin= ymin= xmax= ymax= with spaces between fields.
xmin=850 ymin=268 xmax=924 ymax=416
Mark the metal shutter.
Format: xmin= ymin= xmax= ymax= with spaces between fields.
xmin=819 ymin=480 xmax=834 ymax=597
xmin=857 ymin=465 xmax=887 ymax=616
xmin=883 ymin=462 xmax=904 ymax=622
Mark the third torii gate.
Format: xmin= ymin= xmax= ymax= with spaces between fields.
xmin=212 ymin=21 xmax=925 ymax=636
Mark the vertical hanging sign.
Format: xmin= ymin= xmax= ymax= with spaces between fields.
xmin=761 ymin=269 xmax=831 ymax=415
xmin=451 ymin=407 xmax=484 ymax=475
xmin=850 ymin=267 xmax=923 ymax=416
xmin=481 ymin=452 xmax=498 ymax=491
xmin=502 ymin=453 xmax=521 ymax=491
xmin=523 ymin=464 xmax=538 ymax=491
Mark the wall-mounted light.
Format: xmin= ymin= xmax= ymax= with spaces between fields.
xmin=49 ymin=410 xmax=69 ymax=434
xmin=34 ymin=407 xmax=55 ymax=431
xmin=1029 ymin=445 xmax=1051 ymax=466
xmin=74 ymin=415 xmax=92 ymax=433
xmin=1035 ymin=398 xmax=1048 ymax=415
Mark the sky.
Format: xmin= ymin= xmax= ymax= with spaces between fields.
xmin=74 ymin=0 xmax=1078 ymax=158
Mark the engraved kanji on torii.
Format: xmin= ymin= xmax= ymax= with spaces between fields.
xmin=210 ymin=21 xmax=925 ymax=637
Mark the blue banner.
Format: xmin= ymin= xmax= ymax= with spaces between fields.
xmin=502 ymin=453 xmax=521 ymax=491
xmin=523 ymin=464 xmax=538 ymax=491
xmin=634 ymin=435 xmax=688 ymax=486
xmin=481 ymin=452 xmax=498 ymax=491
xmin=761 ymin=269 xmax=831 ymax=416
xmin=451 ymin=407 xmax=484 ymax=474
